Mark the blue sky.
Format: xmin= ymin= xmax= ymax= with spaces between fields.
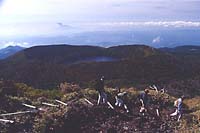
xmin=0 ymin=0 xmax=200 ymax=48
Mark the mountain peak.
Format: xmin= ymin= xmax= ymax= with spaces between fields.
xmin=5 ymin=45 xmax=24 ymax=49
xmin=0 ymin=45 xmax=25 ymax=59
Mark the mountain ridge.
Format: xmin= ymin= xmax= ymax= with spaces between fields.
xmin=0 ymin=44 xmax=182 ymax=89
xmin=5 ymin=44 xmax=159 ymax=64
xmin=0 ymin=44 xmax=199 ymax=97
xmin=0 ymin=45 xmax=25 ymax=59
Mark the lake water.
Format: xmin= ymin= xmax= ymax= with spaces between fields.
xmin=74 ymin=56 xmax=119 ymax=64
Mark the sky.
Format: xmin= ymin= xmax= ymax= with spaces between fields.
xmin=0 ymin=0 xmax=200 ymax=48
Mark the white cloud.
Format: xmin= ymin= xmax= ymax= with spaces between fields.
xmin=1 ymin=0 xmax=199 ymax=24
xmin=1 ymin=21 xmax=200 ymax=38
xmin=0 ymin=0 xmax=200 ymax=38
xmin=152 ymin=36 xmax=161 ymax=44
xmin=0 ymin=41 xmax=29 ymax=48
xmin=93 ymin=21 xmax=200 ymax=28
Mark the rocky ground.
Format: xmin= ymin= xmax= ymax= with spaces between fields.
xmin=0 ymin=81 xmax=199 ymax=133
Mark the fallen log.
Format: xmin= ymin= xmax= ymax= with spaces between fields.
xmin=42 ymin=102 xmax=59 ymax=107
xmin=55 ymin=99 xmax=68 ymax=106
xmin=0 ymin=119 xmax=14 ymax=123
xmin=0 ymin=111 xmax=32 ymax=116
xmin=84 ymin=98 xmax=94 ymax=106
xmin=22 ymin=103 xmax=37 ymax=109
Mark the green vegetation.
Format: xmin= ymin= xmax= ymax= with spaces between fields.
xmin=0 ymin=80 xmax=200 ymax=132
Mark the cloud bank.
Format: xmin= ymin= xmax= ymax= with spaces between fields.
xmin=0 ymin=41 xmax=29 ymax=48
xmin=93 ymin=21 xmax=200 ymax=28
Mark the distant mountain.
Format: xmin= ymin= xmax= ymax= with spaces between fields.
xmin=5 ymin=44 xmax=159 ymax=64
xmin=0 ymin=44 xmax=200 ymax=97
xmin=160 ymin=45 xmax=200 ymax=54
xmin=5 ymin=29 xmax=200 ymax=48
xmin=160 ymin=45 xmax=200 ymax=63
xmin=0 ymin=46 xmax=25 ymax=59
xmin=0 ymin=44 xmax=166 ymax=88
